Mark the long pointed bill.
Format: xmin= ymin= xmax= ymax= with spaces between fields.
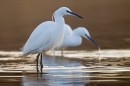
xmin=67 ymin=11 xmax=83 ymax=19
xmin=85 ymin=35 xmax=100 ymax=48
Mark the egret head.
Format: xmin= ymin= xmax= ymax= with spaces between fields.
xmin=75 ymin=27 xmax=99 ymax=48
xmin=54 ymin=7 xmax=83 ymax=19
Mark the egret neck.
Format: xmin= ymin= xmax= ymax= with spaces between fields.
xmin=53 ymin=13 xmax=65 ymax=48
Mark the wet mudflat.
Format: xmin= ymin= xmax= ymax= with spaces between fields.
xmin=0 ymin=50 xmax=130 ymax=86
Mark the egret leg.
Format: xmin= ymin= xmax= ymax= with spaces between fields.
xmin=53 ymin=49 xmax=55 ymax=56
xmin=52 ymin=49 xmax=56 ymax=66
xmin=61 ymin=49 xmax=63 ymax=57
xmin=61 ymin=49 xmax=65 ymax=66
xmin=36 ymin=53 xmax=40 ymax=76
xmin=40 ymin=53 xmax=43 ymax=76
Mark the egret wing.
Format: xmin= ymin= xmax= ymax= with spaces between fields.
xmin=26 ymin=21 xmax=54 ymax=43
xmin=22 ymin=21 xmax=54 ymax=55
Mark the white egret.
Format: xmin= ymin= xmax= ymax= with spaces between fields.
xmin=57 ymin=24 xmax=100 ymax=55
xmin=22 ymin=7 xmax=83 ymax=75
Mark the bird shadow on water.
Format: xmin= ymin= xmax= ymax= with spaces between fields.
xmin=41 ymin=55 xmax=83 ymax=67
xmin=22 ymin=55 xmax=90 ymax=86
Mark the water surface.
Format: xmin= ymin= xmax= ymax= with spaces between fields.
xmin=0 ymin=50 xmax=130 ymax=86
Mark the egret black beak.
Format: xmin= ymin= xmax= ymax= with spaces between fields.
xmin=85 ymin=34 xmax=99 ymax=48
xmin=67 ymin=10 xmax=83 ymax=19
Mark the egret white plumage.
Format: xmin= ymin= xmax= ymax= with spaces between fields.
xmin=57 ymin=24 xmax=99 ymax=55
xmin=22 ymin=7 xmax=83 ymax=75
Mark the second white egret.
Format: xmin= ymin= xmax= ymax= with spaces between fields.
xmin=57 ymin=24 xmax=99 ymax=55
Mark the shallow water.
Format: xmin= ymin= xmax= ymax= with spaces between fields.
xmin=0 ymin=50 xmax=130 ymax=86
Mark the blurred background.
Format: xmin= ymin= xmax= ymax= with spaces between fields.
xmin=0 ymin=0 xmax=130 ymax=51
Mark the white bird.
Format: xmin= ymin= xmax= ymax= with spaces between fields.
xmin=57 ymin=24 xmax=99 ymax=55
xmin=22 ymin=7 xmax=83 ymax=75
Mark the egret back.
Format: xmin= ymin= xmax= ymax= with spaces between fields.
xmin=60 ymin=25 xmax=83 ymax=48
xmin=64 ymin=24 xmax=73 ymax=36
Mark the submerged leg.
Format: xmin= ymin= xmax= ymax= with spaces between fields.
xmin=61 ymin=49 xmax=64 ymax=57
xmin=36 ymin=53 xmax=40 ymax=76
xmin=53 ymin=49 xmax=55 ymax=56
xmin=52 ymin=49 xmax=56 ymax=66
xmin=40 ymin=53 xmax=43 ymax=76
xmin=61 ymin=49 xmax=65 ymax=66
